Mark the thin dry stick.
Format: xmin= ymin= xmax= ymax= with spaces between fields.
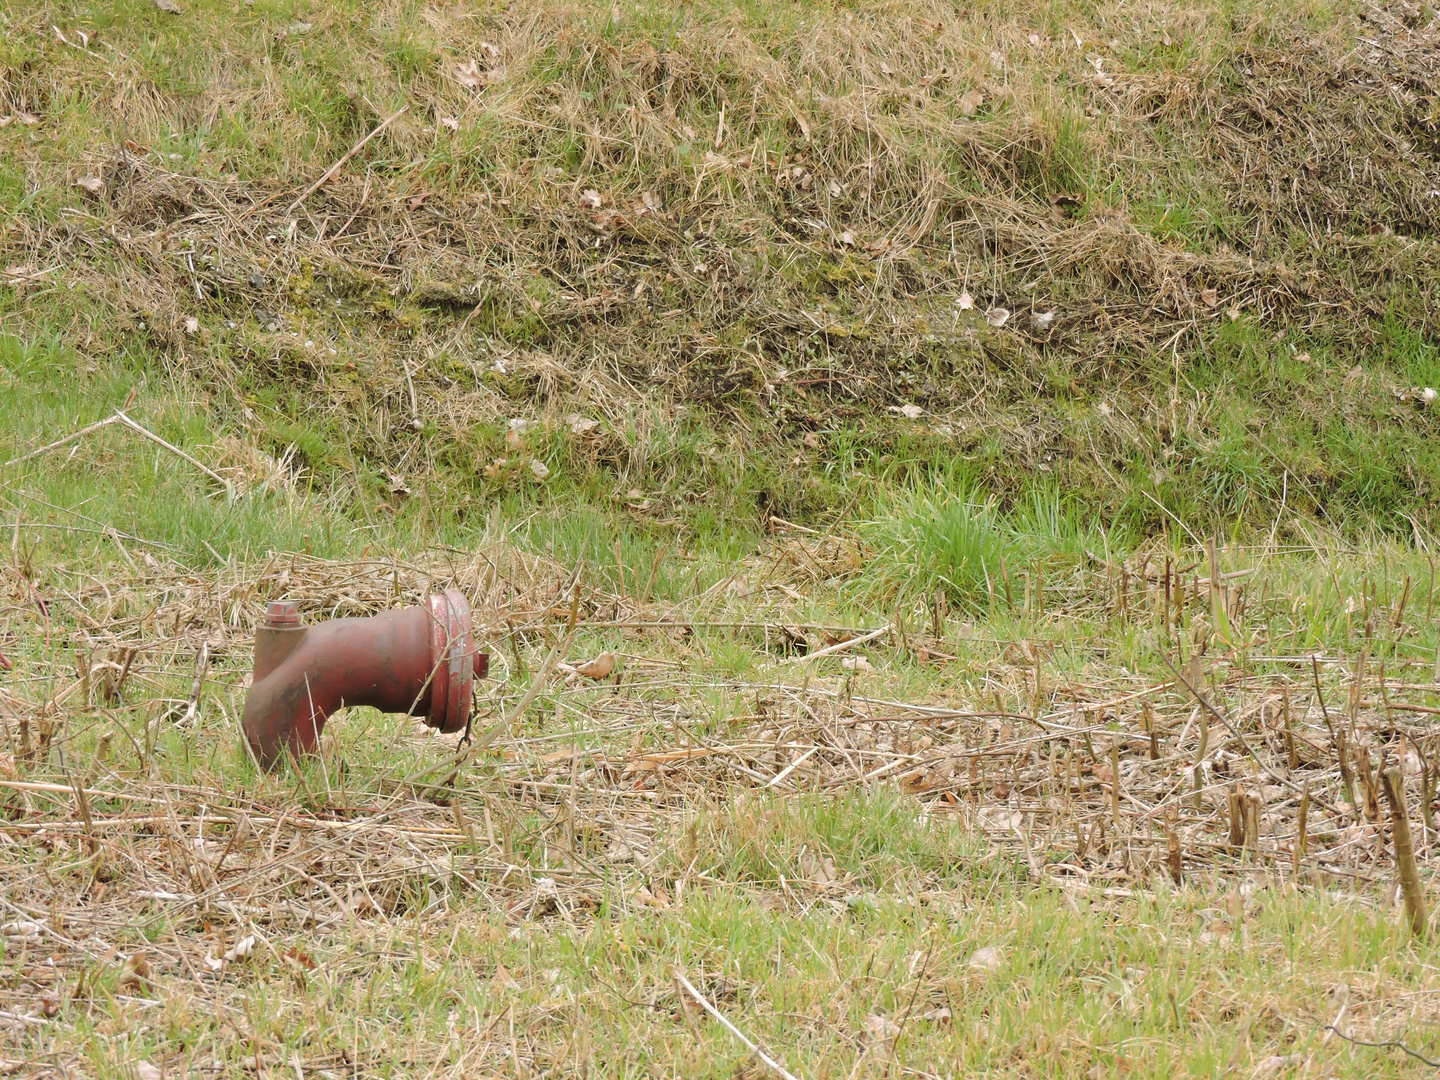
xmin=675 ymin=973 xmax=802 ymax=1080
xmin=283 ymin=106 xmax=408 ymax=217
xmin=3 ymin=414 xmax=122 ymax=466
xmin=6 ymin=409 xmax=230 ymax=496
xmin=1380 ymin=768 xmax=1428 ymax=938
xmin=179 ymin=641 xmax=210 ymax=726
xmin=783 ymin=624 xmax=891 ymax=665
xmin=113 ymin=410 xmax=233 ymax=496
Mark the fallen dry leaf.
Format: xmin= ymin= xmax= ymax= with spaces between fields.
xmin=493 ymin=963 xmax=523 ymax=991
xmin=136 ymin=1063 xmax=163 ymax=1080
xmin=894 ymin=403 xmax=924 ymax=419
xmin=956 ymin=290 xmax=974 ymax=310
xmin=75 ymin=175 xmax=104 ymax=193
xmin=439 ymin=116 xmax=459 ymax=132
xmin=800 ymin=850 xmax=838 ymax=882
xmin=569 ymin=651 xmax=616 ymax=680
xmin=958 ymin=88 xmax=984 ymax=116
xmin=528 ymin=458 xmax=551 ymax=481
xmin=454 ymin=59 xmax=484 ymax=89
xmin=985 ymin=306 xmax=1010 ymax=327
xmin=566 ymin=414 xmax=600 ymax=434
xmin=864 ymin=1013 xmax=902 ymax=1041
xmin=281 ymin=946 xmax=315 ymax=970
xmin=153 ymin=0 xmax=182 ymax=12
xmin=223 ymin=935 xmax=256 ymax=962
xmin=633 ymin=884 xmax=671 ymax=909
xmin=1200 ymin=287 xmax=1219 ymax=308
xmin=1254 ymin=1054 xmax=1301 ymax=1077
xmin=968 ymin=945 xmax=1004 ymax=971
xmin=841 ymin=655 xmax=873 ymax=672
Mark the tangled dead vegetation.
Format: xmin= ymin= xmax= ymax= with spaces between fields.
xmin=4 ymin=2 xmax=1440 ymax=517
xmin=3 ymin=538 xmax=1440 ymax=1059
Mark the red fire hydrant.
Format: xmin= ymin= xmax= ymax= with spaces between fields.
xmin=241 ymin=590 xmax=489 ymax=769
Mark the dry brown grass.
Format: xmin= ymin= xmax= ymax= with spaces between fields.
xmin=3 ymin=528 xmax=1440 ymax=1072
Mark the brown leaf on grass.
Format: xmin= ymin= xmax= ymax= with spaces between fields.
xmin=75 ymin=175 xmax=105 ymax=193
xmin=454 ymin=60 xmax=483 ymax=89
xmin=222 ymin=935 xmax=256 ymax=962
xmin=864 ymin=1013 xmax=902 ymax=1040
xmin=791 ymin=106 xmax=812 ymax=141
xmin=632 ymin=884 xmax=670 ymax=909
xmin=566 ymin=414 xmax=600 ymax=434
xmin=968 ymin=945 xmax=1004 ymax=971
xmin=281 ymin=946 xmax=315 ymax=970
xmin=492 ymin=963 xmax=522 ymax=991
xmin=454 ymin=59 xmax=503 ymax=90
xmin=153 ymin=0 xmax=182 ymax=13
xmin=569 ymin=652 xmax=616 ymax=680
xmin=959 ymin=88 xmax=984 ymax=116
xmin=438 ymin=116 xmax=459 ymax=132
xmin=1200 ymin=287 xmax=1219 ymax=308
xmin=985 ymin=306 xmax=1010 ymax=327
xmin=120 ymin=952 xmax=152 ymax=991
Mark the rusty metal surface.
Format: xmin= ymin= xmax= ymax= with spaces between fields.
xmin=241 ymin=594 xmax=488 ymax=768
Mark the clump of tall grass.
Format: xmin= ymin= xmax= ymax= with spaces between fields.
xmin=855 ymin=482 xmax=1126 ymax=611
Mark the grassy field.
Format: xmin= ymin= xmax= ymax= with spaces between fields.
xmin=5 ymin=0 xmax=1440 ymax=1076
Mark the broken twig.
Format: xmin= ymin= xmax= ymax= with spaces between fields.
xmin=675 ymin=973 xmax=802 ymax=1080
xmin=783 ymin=624 xmax=891 ymax=665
